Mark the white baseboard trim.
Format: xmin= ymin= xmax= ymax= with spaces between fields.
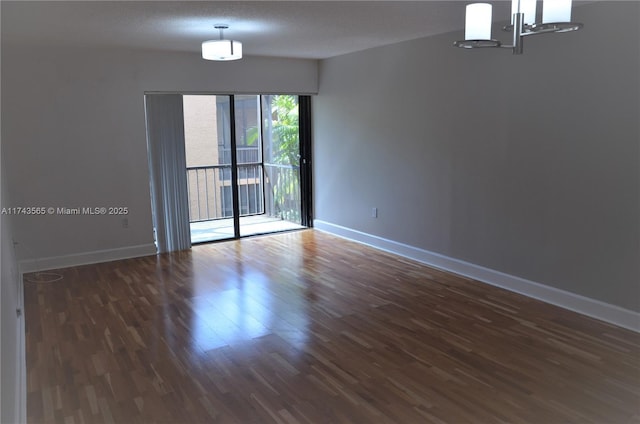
xmin=314 ymin=220 xmax=640 ymax=333
xmin=19 ymin=243 xmax=157 ymax=273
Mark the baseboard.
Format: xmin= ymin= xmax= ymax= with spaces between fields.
xmin=18 ymin=243 xmax=157 ymax=273
xmin=314 ymin=220 xmax=640 ymax=333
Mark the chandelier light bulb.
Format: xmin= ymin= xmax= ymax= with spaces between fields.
xmin=543 ymin=0 xmax=572 ymax=23
xmin=465 ymin=3 xmax=493 ymax=40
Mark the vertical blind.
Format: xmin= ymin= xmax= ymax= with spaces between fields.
xmin=144 ymin=94 xmax=192 ymax=253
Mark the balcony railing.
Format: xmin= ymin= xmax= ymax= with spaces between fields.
xmin=264 ymin=163 xmax=301 ymax=223
xmin=219 ymin=147 xmax=260 ymax=165
xmin=186 ymin=163 xmax=300 ymax=223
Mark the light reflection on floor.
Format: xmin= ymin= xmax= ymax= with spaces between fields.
xmin=187 ymin=264 xmax=310 ymax=354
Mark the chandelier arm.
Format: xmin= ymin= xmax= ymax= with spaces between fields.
xmin=512 ymin=12 xmax=524 ymax=55
xmin=527 ymin=22 xmax=584 ymax=35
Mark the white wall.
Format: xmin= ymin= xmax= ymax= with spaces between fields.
xmin=313 ymin=2 xmax=639 ymax=312
xmin=0 ymin=165 xmax=23 ymax=424
xmin=2 ymin=44 xmax=317 ymax=266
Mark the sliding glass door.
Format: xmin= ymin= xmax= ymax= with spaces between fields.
xmin=262 ymin=95 xmax=303 ymax=227
xmin=183 ymin=94 xmax=310 ymax=243
xmin=234 ymin=95 xmax=267 ymax=237
xmin=184 ymin=95 xmax=234 ymax=242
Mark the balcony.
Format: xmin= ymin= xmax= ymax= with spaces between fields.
xmin=186 ymin=162 xmax=303 ymax=242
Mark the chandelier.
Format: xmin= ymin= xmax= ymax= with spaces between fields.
xmin=454 ymin=0 xmax=583 ymax=55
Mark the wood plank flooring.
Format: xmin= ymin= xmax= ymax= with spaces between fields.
xmin=24 ymin=230 xmax=640 ymax=423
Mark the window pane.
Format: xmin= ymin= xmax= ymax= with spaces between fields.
xmin=262 ymin=95 xmax=301 ymax=224
xmin=184 ymin=95 xmax=233 ymax=226
xmin=235 ymin=95 xmax=264 ymax=220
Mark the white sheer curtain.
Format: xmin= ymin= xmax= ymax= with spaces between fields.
xmin=144 ymin=94 xmax=192 ymax=253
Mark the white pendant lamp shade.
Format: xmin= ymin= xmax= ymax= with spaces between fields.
xmin=202 ymin=39 xmax=243 ymax=61
xmin=543 ymin=0 xmax=572 ymax=23
xmin=465 ymin=3 xmax=492 ymax=40
xmin=202 ymin=25 xmax=243 ymax=61
xmin=511 ymin=0 xmax=537 ymax=24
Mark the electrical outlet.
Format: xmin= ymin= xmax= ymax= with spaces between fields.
xmin=122 ymin=218 xmax=129 ymax=228
xmin=371 ymin=207 xmax=378 ymax=218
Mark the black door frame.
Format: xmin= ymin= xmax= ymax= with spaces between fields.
xmin=228 ymin=95 xmax=242 ymax=238
xmin=299 ymin=95 xmax=313 ymax=228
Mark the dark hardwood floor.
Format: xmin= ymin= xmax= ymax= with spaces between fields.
xmin=24 ymin=230 xmax=640 ymax=423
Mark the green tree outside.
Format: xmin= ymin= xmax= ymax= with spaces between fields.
xmin=265 ymin=95 xmax=301 ymax=222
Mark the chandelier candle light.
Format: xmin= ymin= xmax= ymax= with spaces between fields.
xmin=202 ymin=25 xmax=243 ymax=61
xmin=455 ymin=0 xmax=583 ymax=54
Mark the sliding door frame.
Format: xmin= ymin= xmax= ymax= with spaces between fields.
xmin=170 ymin=92 xmax=312 ymax=243
xmin=299 ymin=95 xmax=313 ymax=228
xmin=228 ymin=95 xmax=242 ymax=238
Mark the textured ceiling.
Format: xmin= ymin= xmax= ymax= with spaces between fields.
xmin=1 ymin=1 xmax=520 ymax=59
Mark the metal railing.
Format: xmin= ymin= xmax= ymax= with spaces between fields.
xmin=264 ymin=164 xmax=301 ymax=222
xmin=186 ymin=165 xmax=229 ymax=222
xmin=219 ymin=147 xmax=260 ymax=165
xmin=186 ymin=163 xmax=300 ymax=223
xmin=186 ymin=164 xmax=263 ymax=222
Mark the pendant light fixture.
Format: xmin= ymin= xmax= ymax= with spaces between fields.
xmin=202 ymin=25 xmax=243 ymax=61
xmin=454 ymin=0 xmax=583 ymax=55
